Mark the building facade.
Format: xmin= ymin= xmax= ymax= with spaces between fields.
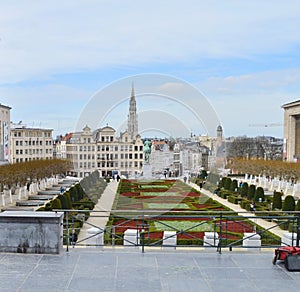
xmin=10 ymin=124 xmax=53 ymax=163
xmin=282 ymin=100 xmax=300 ymax=162
xmin=67 ymin=125 xmax=144 ymax=178
xmin=0 ymin=103 xmax=11 ymax=164
xmin=65 ymin=85 xmax=144 ymax=178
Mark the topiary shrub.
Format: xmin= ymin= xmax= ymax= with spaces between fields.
xmin=247 ymin=184 xmax=256 ymax=200
xmin=272 ymin=191 xmax=282 ymax=209
xmin=51 ymin=198 xmax=62 ymax=209
xmin=240 ymin=182 xmax=248 ymax=197
xmin=69 ymin=186 xmax=79 ymax=202
xmin=282 ymin=195 xmax=295 ymax=211
xmin=58 ymin=195 xmax=69 ymax=209
xmin=64 ymin=192 xmax=73 ymax=209
xmin=224 ymin=177 xmax=232 ymax=190
xmin=254 ymin=187 xmax=265 ymax=202
xmin=219 ymin=177 xmax=227 ymax=188
xmin=230 ymin=179 xmax=238 ymax=192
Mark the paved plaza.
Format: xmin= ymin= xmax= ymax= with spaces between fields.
xmin=0 ymin=249 xmax=299 ymax=292
xmin=1 ymin=179 xmax=300 ymax=291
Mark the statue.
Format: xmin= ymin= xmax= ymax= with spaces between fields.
xmin=143 ymin=140 xmax=151 ymax=163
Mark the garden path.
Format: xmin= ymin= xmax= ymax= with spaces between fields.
xmin=188 ymin=181 xmax=287 ymax=238
xmin=77 ymin=179 xmax=119 ymax=244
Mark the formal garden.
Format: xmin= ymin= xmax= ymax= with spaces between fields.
xmin=202 ymin=164 xmax=300 ymax=233
xmin=105 ymin=179 xmax=279 ymax=246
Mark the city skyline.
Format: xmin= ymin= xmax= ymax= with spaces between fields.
xmin=1 ymin=1 xmax=300 ymax=138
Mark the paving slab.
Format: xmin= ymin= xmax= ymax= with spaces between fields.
xmin=0 ymin=249 xmax=300 ymax=292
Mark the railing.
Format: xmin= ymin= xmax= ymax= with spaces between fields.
xmin=59 ymin=210 xmax=300 ymax=253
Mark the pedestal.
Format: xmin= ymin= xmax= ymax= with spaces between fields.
xmin=162 ymin=231 xmax=177 ymax=249
xmin=142 ymin=163 xmax=153 ymax=179
xmin=243 ymin=232 xmax=261 ymax=251
xmin=123 ymin=229 xmax=140 ymax=246
xmin=281 ymin=233 xmax=298 ymax=246
xmin=86 ymin=227 xmax=104 ymax=248
xmin=203 ymin=232 xmax=219 ymax=247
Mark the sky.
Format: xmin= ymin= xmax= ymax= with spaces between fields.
xmin=1 ymin=0 xmax=300 ymax=139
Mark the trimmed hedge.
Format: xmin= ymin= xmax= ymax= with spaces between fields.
xmin=273 ymin=191 xmax=282 ymax=209
xmin=247 ymin=184 xmax=256 ymax=200
xmin=254 ymin=187 xmax=265 ymax=202
xmin=282 ymin=195 xmax=295 ymax=211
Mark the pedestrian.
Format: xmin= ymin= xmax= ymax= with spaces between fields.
xmin=116 ymin=174 xmax=120 ymax=182
xmin=183 ymin=176 xmax=187 ymax=183
xmin=70 ymin=229 xmax=78 ymax=248
xmin=250 ymin=201 xmax=256 ymax=212
xmin=199 ymin=182 xmax=203 ymax=190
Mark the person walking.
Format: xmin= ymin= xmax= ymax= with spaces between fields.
xmin=70 ymin=229 xmax=78 ymax=248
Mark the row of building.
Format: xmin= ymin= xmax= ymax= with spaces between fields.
xmin=3 ymin=90 xmax=299 ymax=178
xmin=0 ymin=86 xmax=223 ymax=178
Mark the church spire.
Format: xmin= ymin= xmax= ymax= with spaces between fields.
xmin=127 ymin=82 xmax=138 ymax=139
xmin=131 ymin=81 xmax=135 ymax=97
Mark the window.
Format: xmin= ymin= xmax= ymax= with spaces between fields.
xmin=16 ymin=141 xmax=19 ymax=146
xmin=115 ymin=146 xmax=118 ymax=151
xmin=110 ymin=136 xmax=113 ymax=142
xmin=140 ymin=146 xmax=143 ymax=151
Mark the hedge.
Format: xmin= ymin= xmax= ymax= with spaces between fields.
xmin=282 ymin=195 xmax=295 ymax=211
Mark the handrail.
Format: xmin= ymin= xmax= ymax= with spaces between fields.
xmin=56 ymin=209 xmax=300 ymax=253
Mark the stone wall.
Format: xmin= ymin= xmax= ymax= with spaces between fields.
xmin=0 ymin=211 xmax=64 ymax=254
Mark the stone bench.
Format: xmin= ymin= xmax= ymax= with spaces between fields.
xmin=203 ymin=232 xmax=219 ymax=247
xmin=123 ymin=229 xmax=140 ymax=246
xmin=86 ymin=227 xmax=104 ymax=248
xmin=243 ymin=232 xmax=261 ymax=250
xmin=162 ymin=231 xmax=177 ymax=249
xmin=281 ymin=232 xmax=298 ymax=246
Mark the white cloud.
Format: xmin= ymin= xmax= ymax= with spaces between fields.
xmin=1 ymin=1 xmax=300 ymax=83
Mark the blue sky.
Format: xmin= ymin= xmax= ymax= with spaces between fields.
xmin=1 ymin=0 xmax=300 ymax=138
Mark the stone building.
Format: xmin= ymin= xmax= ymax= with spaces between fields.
xmin=0 ymin=103 xmax=11 ymax=164
xmin=10 ymin=124 xmax=53 ymax=163
xmin=66 ymin=84 xmax=144 ymax=178
xmin=282 ymin=100 xmax=300 ymax=162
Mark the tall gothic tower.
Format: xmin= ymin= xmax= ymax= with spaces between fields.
xmin=127 ymin=82 xmax=138 ymax=139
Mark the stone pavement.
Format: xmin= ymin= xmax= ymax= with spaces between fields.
xmin=1 ymin=249 xmax=300 ymax=292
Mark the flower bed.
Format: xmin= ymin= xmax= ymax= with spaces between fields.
xmin=105 ymin=179 xmax=274 ymax=246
